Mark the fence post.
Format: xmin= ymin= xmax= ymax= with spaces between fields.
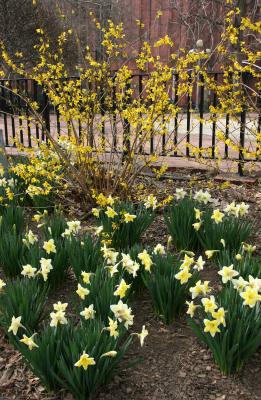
xmin=238 ymin=73 xmax=247 ymax=176
xmin=42 ymin=90 xmax=50 ymax=142
xmin=122 ymin=80 xmax=131 ymax=161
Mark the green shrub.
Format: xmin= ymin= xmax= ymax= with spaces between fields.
xmin=164 ymin=197 xmax=206 ymax=252
xmin=15 ymin=320 xmax=132 ymax=399
xmin=0 ymin=206 xmax=25 ymax=235
xmin=189 ymin=284 xmax=261 ymax=374
xmin=197 ymin=213 xmax=252 ymax=255
xmin=0 ymin=229 xmax=26 ymax=278
xmin=69 ymin=235 xmax=103 ymax=279
xmin=0 ymin=278 xmax=48 ymax=335
xmin=142 ymin=252 xmax=199 ymax=324
xmin=96 ymin=200 xmax=155 ymax=251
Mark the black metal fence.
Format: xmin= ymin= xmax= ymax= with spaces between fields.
xmin=0 ymin=73 xmax=260 ymax=175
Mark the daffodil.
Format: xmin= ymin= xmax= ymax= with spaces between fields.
xmin=175 ymin=267 xmax=192 ymax=284
xmin=240 ymin=286 xmax=261 ymax=308
xmin=67 ymin=220 xmax=81 ymax=234
xmin=101 ymin=351 xmax=117 ymax=358
xmin=106 ymin=263 xmax=119 ymax=277
xmin=192 ymin=221 xmax=202 ymax=231
xmin=194 ymin=208 xmax=203 ymax=220
xmin=104 ymin=317 xmax=119 ymax=338
xmin=94 ymin=225 xmax=103 ymax=236
xmin=81 ymin=271 xmax=93 ymax=284
xmin=21 ymin=264 xmax=37 ymax=278
xmin=43 ymin=239 xmax=56 ymax=254
xmin=201 ymin=296 xmax=217 ymax=313
xmin=76 ymin=283 xmax=90 ymax=300
xmin=80 ymin=304 xmax=96 ymax=320
xmin=220 ymin=239 xmax=226 ymax=248
xmin=136 ymin=325 xmax=148 ymax=347
xmin=175 ymin=188 xmax=186 ymax=200
xmin=180 ymin=254 xmax=194 ymax=269
xmin=8 ymin=316 xmax=24 ymax=335
xmin=235 ymin=253 xmax=242 ymax=261
xmin=218 ymin=265 xmax=239 ymax=283
xmin=110 ymin=300 xmax=134 ymax=329
xmin=144 ymin=194 xmax=157 ymax=210
xmin=190 ymin=280 xmax=211 ymax=299
xmin=105 ymin=207 xmax=117 ymax=218
xmin=186 ymin=300 xmax=198 ymax=317
xmin=194 ymin=256 xmax=205 ymax=271
xmin=205 ymin=250 xmax=219 ymax=259
xmin=23 ymin=230 xmax=38 ymax=246
xmin=242 ymin=243 xmax=256 ymax=253
xmin=74 ymin=352 xmax=96 ymax=370
xmin=153 ymin=244 xmax=165 ymax=255
xmin=0 ymin=279 xmax=6 ymax=291
xmin=211 ymin=209 xmax=224 ymax=224
xmin=238 ymin=202 xmax=249 ymax=216
xmin=114 ymin=279 xmax=131 ymax=299
xmin=53 ymin=301 xmax=68 ymax=312
xmin=194 ymin=190 xmax=211 ymax=204
xmin=203 ymin=319 xmax=221 ymax=337
xmin=39 ymin=258 xmax=53 ymax=281
xmin=138 ymin=250 xmax=153 ymax=272
xmin=50 ymin=310 xmax=68 ymax=327
xmin=121 ymin=254 xmax=139 ymax=277
xmin=20 ymin=334 xmax=38 ymax=350
xmin=211 ymin=307 xmax=226 ymax=327
xmin=92 ymin=207 xmax=100 ymax=217
xmin=232 ymin=276 xmax=248 ymax=292
xmin=123 ymin=213 xmax=136 ymax=223
xmin=248 ymin=275 xmax=261 ymax=291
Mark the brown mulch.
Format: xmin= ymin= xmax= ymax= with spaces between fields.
xmin=0 ymin=175 xmax=261 ymax=400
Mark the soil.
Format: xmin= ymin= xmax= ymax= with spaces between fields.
xmin=0 ymin=175 xmax=261 ymax=400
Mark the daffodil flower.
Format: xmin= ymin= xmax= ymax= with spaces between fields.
xmin=74 ymin=352 xmax=96 ymax=370
xmin=203 ymin=319 xmax=221 ymax=337
xmin=20 ymin=334 xmax=39 ymax=350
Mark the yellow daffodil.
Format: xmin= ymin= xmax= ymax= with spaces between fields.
xmin=138 ymin=250 xmax=153 ymax=272
xmin=105 ymin=207 xmax=117 ymax=218
xmin=53 ymin=301 xmax=68 ymax=312
xmin=181 ymin=254 xmax=194 ymax=269
xmin=194 ymin=208 xmax=203 ymax=220
xmin=205 ymin=250 xmax=219 ymax=259
xmin=201 ymin=296 xmax=217 ymax=313
xmin=20 ymin=334 xmax=38 ymax=350
xmin=194 ymin=190 xmax=211 ymax=204
xmin=101 ymin=351 xmax=117 ymax=358
xmin=204 ymin=319 xmax=221 ymax=337
xmin=220 ymin=239 xmax=226 ymax=248
xmin=218 ymin=265 xmax=239 ymax=283
xmin=192 ymin=221 xmax=202 ymax=231
xmin=74 ymin=352 xmax=96 ymax=370
xmin=8 ymin=316 xmax=24 ymax=335
xmin=240 ymin=286 xmax=261 ymax=308
xmin=190 ymin=280 xmax=211 ymax=299
xmin=39 ymin=258 xmax=53 ymax=281
xmin=80 ymin=304 xmax=96 ymax=320
xmin=92 ymin=208 xmax=100 ymax=217
xmin=104 ymin=317 xmax=119 ymax=338
xmin=211 ymin=307 xmax=226 ymax=327
xmin=76 ymin=283 xmax=90 ymax=300
xmin=242 ymin=243 xmax=256 ymax=254
xmin=135 ymin=325 xmax=148 ymax=347
xmin=232 ymin=276 xmax=248 ymax=292
xmin=153 ymin=244 xmax=165 ymax=255
xmin=235 ymin=253 xmax=242 ymax=261
xmin=123 ymin=213 xmax=136 ymax=223
xmin=186 ymin=301 xmax=198 ymax=318
xmin=114 ymin=279 xmax=131 ymax=299
xmin=81 ymin=271 xmax=93 ymax=284
xmin=43 ymin=239 xmax=56 ymax=254
xmin=175 ymin=267 xmax=192 ymax=284
xmin=211 ymin=209 xmax=224 ymax=224
xmin=0 ymin=279 xmax=6 ymax=291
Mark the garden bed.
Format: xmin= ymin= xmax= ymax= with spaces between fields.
xmin=0 ymin=176 xmax=261 ymax=400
